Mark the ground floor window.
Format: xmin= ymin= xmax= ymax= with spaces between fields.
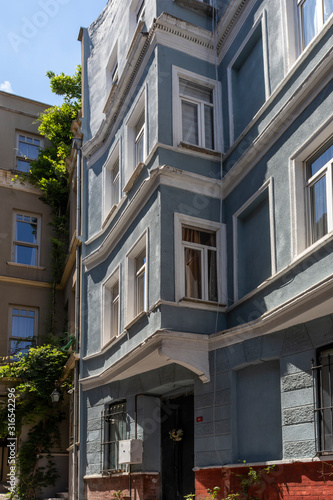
xmin=312 ymin=348 xmax=333 ymax=454
xmin=102 ymin=402 xmax=127 ymax=472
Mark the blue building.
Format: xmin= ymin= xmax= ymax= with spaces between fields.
xmin=77 ymin=0 xmax=333 ymax=498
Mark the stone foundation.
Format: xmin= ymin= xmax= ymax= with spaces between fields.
xmin=195 ymin=461 xmax=333 ymax=499
xmin=84 ymin=473 xmax=159 ymax=500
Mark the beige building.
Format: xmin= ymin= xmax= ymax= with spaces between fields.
xmin=0 ymin=90 xmax=75 ymax=498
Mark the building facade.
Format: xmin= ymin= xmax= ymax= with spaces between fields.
xmin=78 ymin=0 xmax=333 ymax=498
xmin=0 ymin=91 xmax=73 ymax=497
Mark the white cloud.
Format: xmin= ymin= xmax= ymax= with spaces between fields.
xmin=0 ymin=81 xmax=13 ymax=93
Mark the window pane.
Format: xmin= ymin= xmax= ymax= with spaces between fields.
xmin=184 ymin=247 xmax=202 ymax=299
xmin=12 ymin=314 xmax=35 ymax=338
xmin=301 ymin=0 xmax=320 ymax=47
xmin=307 ymin=142 xmax=333 ymax=177
xmin=111 ymin=299 xmax=119 ymax=337
xmin=135 ymin=112 xmax=145 ymax=136
xmin=324 ymin=0 xmax=333 ymax=21
xmin=17 ymin=159 xmax=31 ymax=172
xmin=182 ymin=227 xmax=216 ymax=247
xmin=310 ymin=175 xmax=327 ymax=243
xmin=14 ymin=245 xmax=37 ymax=266
xmin=18 ymin=140 xmax=39 ymax=160
xmin=136 ymin=272 xmax=145 ymax=313
xmin=179 ymin=78 xmax=213 ymax=103
xmin=208 ymin=250 xmax=218 ymax=302
xmin=16 ymin=218 xmax=37 ymax=243
xmin=135 ymin=249 xmax=146 ymax=272
xmin=105 ymin=403 xmax=127 ymax=470
xmin=135 ymin=130 xmax=144 ymax=164
xmin=182 ymin=101 xmax=199 ymax=145
xmin=10 ymin=340 xmax=33 ymax=357
xmin=204 ymin=105 xmax=214 ymax=150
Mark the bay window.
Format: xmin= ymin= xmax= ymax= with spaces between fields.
xmin=298 ymin=0 xmax=333 ymax=49
xmin=305 ymin=139 xmax=333 ymax=245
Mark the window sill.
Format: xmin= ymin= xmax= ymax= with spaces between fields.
xmin=179 ymin=297 xmax=226 ymax=311
xmin=178 ymin=142 xmax=221 ymax=158
xmin=123 ymin=161 xmax=145 ymax=193
xmin=7 ymin=261 xmax=45 ymax=271
xmin=173 ymin=0 xmax=215 ymax=16
xmin=124 ymin=310 xmax=147 ymax=330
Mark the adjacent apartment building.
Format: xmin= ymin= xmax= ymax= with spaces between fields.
xmin=0 ymin=91 xmax=73 ymax=498
xmin=78 ymin=0 xmax=333 ymax=498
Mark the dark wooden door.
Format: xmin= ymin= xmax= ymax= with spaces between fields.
xmin=161 ymin=394 xmax=194 ymax=500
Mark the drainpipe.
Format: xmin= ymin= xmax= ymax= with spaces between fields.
xmin=72 ymin=137 xmax=82 ymax=499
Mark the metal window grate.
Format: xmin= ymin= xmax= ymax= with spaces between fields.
xmin=312 ymin=351 xmax=333 ymax=455
xmin=100 ymin=402 xmax=127 ymax=473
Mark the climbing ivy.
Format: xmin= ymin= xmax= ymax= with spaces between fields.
xmin=0 ymin=345 xmax=70 ymax=499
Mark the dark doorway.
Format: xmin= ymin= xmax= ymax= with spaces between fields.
xmin=161 ymin=393 xmax=194 ymax=500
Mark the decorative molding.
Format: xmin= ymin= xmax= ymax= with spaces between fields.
xmin=222 ymin=46 xmax=333 ymax=198
xmin=80 ymin=330 xmax=210 ymax=390
xmin=82 ymin=13 xmax=214 ymax=162
xmin=0 ymin=275 xmax=51 ymax=289
xmin=0 ymin=169 xmax=41 ymax=195
xmin=211 ymin=272 xmax=333 ymax=350
xmin=83 ymin=165 xmax=222 ymax=271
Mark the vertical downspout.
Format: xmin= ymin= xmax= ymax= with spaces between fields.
xmin=73 ymin=141 xmax=82 ymax=499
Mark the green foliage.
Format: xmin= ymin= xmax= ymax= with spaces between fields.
xmin=0 ymin=345 xmax=70 ymax=499
xmin=14 ymin=66 xmax=81 ymax=286
xmin=236 ymin=464 xmax=276 ymax=499
xmin=185 ymin=486 xmax=220 ymax=500
xmin=113 ymin=491 xmax=124 ymax=500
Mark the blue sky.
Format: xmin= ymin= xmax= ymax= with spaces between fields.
xmin=0 ymin=0 xmax=108 ymax=105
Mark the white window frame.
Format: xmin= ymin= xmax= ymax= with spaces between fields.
xmin=12 ymin=211 xmax=41 ymax=267
xmin=227 ymin=12 xmax=270 ymax=145
xmin=232 ymin=178 xmax=276 ymax=302
xmin=8 ymin=305 xmax=38 ymax=357
xmin=136 ymin=0 xmax=145 ymax=23
xmin=125 ymin=231 xmax=148 ymax=325
xmin=125 ymin=89 xmax=147 ymax=188
xmin=103 ymin=267 xmax=121 ymax=346
xmin=15 ymin=132 xmax=43 ymax=172
xmin=172 ymin=66 xmax=222 ymax=152
xmin=106 ymin=41 xmax=118 ymax=91
xmin=290 ymin=119 xmax=333 ymax=258
xmin=174 ymin=213 xmax=225 ymax=304
xmin=103 ymin=140 xmax=121 ymax=222
xmin=297 ymin=0 xmax=333 ymax=50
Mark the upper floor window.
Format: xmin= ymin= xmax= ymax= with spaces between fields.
xmin=124 ymin=90 xmax=146 ymax=190
xmin=103 ymin=267 xmax=120 ymax=346
xmin=135 ymin=247 xmax=146 ymax=315
xmin=173 ymin=67 xmax=221 ymax=152
xmin=180 ymin=79 xmax=214 ymax=150
xmin=289 ymin=125 xmax=333 ymax=258
xmin=126 ymin=232 xmax=148 ymax=325
xmin=182 ymin=226 xmax=217 ymax=302
xmin=298 ymin=0 xmax=333 ymax=49
xmin=16 ymin=133 xmax=41 ymax=172
xmin=174 ymin=213 xmax=224 ymax=304
xmin=103 ymin=142 xmax=121 ymax=221
xmin=305 ymin=139 xmax=333 ymax=244
xmin=12 ymin=212 xmax=40 ymax=266
xmin=9 ymin=306 xmax=37 ymax=357
xmin=135 ymin=112 xmax=145 ymax=166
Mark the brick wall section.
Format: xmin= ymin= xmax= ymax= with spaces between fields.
xmin=84 ymin=473 xmax=159 ymax=500
xmin=195 ymin=461 xmax=333 ymax=499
